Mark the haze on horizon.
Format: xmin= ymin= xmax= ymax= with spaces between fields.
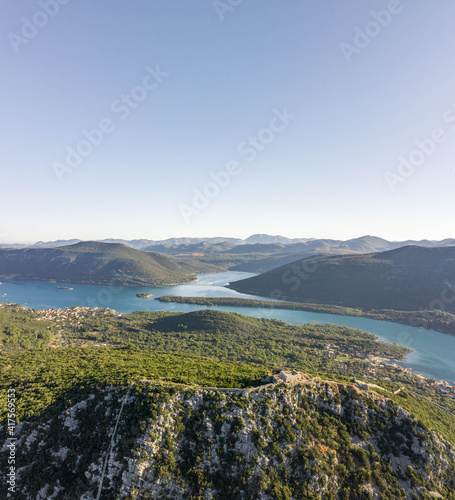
xmin=3 ymin=233 xmax=455 ymax=248
xmin=2 ymin=1 xmax=455 ymax=243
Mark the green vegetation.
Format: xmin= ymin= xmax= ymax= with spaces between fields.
xmin=136 ymin=292 xmax=153 ymax=298
xmin=2 ymin=381 xmax=454 ymax=499
xmin=0 ymin=346 xmax=267 ymax=423
xmin=142 ymin=384 xmax=454 ymax=499
xmin=228 ymin=246 xmax=455 ymax=320
xmin=61 ymin=308 xmax=410 ymax=367
xmin=53 ymin=307 xmax=455 ymax=445
xmin=157 ymin=239 xmax=371 ymax=274
xmin=390 ymin=389 xmax=455 ymax=447
xmin=0 ymin=305 xmax=55 ymax=354
xmin=2 ymin=304 xmax=454 ymax=440
xmin=157 ymin=295 xmax=455 ymax=335
xmin=174 ymin=252 xmax=277 ymax=272
xmin=1 ymin=302 xmax=454 ymax=498
xmin=0 ymin=241 xmax=196 ymax=286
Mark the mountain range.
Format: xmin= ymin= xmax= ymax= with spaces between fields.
xmin=2 ymin=234 xmax=455 ymax=252
xmin=2 ymin=236 xmax=455 ymax=288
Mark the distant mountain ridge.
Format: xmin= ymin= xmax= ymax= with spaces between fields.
xmin=0 ymin=241 xmax=196 ymax=286
xmin=142 ymin=241 xmax=237 ymax=254
xmin=2 ymin=235 xmax=455 ymax=276
xmin=228 ymin=245 xmax=455 ymax=314
xmin=2 ymin=234 xmax=455 ymax=251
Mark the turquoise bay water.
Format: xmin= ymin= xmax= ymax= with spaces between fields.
xmin=1 ymin=272 xmax=454 ymax=383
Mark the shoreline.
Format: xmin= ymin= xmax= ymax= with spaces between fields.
xmin=2 ymin=301 xmax=454 ymax=388
xmin=155 ymin=295 xmax=455 ymax=384
xmin=0 ymin=275 xmax=198 ymax=288
xmin=157 ymin=294 xmax=455 ymax=337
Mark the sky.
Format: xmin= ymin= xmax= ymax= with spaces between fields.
xmin=1 ymin=0 xmax=455 ymax=243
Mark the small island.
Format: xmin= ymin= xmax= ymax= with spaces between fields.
xmin=56 ymin=287 xmax=74 ymax=290
xmin=136 ymin=292 xmax=153 ymax=298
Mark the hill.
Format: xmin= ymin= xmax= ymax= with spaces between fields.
xmin=245 ymin=233 xmax=296 ymax=244
xmin=338 ymin=235 xmax=399 ymax=253
xmin=4 ymin=303 xmax=455 ymax=427
xmin=230 ymin=248 xmax=360 ymax=273
xmin=2 ymin=233 xmax=455 ymax=251
xmin=143 ymin=241 xmax=236 ymax=254
xmin=1 ymin=306 xmax=455 ymax=497
xmin=146 ymin=236 xmax=455 ymax=274
xmin=1 ymin=348 xmax=454 ymax=498
xmin=0 ymin=304 xmax=409 ymax=365
xmin=228 ymin=246 xmax=455 ymax=313
xmin=224 ymin=242 xmax=288 ymax=254
xmin=58 ymin=308 xmax=411 ymax=367
xmin=156 ymin=295 xmax=455 ymax=335
xmin=0 ymin=241 xmax=196 ymax=286
xmin=4 ymin=235 xmax=455 ymax=275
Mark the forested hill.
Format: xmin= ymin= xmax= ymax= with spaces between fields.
xmin=1 ymin=350 xmax=454 ymax=499
xmin=228 ymin=246 xmax=455 ymax=312
xmin=1 ymin=305 xmax=455 ymax=497
xmin=0 ymin=241 xmax=196 ymax=286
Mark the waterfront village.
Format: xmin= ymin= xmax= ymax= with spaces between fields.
xmin=2 ymin=302 xmax=454 ymax=398
xmin=34 ymin=305 xmax=124 ymax=323
xmin=321 ymin=341 xmax=455 ymax=397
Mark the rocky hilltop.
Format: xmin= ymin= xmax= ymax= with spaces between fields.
xmin=2 ymin=380 xmax=454 ymax=499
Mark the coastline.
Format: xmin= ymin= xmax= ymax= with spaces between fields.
xmin=157 ymin=294 xmax=455 ymax=337
xmin=0 ymin=275 xmax=198 ymax=288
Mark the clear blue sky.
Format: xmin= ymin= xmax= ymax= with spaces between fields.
xmin=1 ymin=0 xmax=455 ymax=243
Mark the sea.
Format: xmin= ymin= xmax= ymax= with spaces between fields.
xmin=1 ymin=271 xmax=454 ymax=383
